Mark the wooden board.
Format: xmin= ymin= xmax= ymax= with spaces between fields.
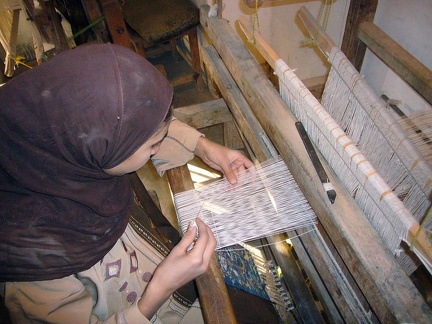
xmin=173 ymin=98 xmax=232 ymax=129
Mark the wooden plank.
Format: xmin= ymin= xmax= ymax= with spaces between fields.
xmin=170 ymin=74 xmax=196 ymax=88
xmin=340 ymin=0 xmax=377 ymax=70
xmin=201 ymin=45 xmax=277 ymax=161
xmin=166 ymin=166 xmax=237 ymax=324
xmin=201 ymin=44 xmax=348 ymax=323
xmin=173 ymin=98 xmax=232 ymax=129
xmin=358 ymin=21 xmax=432 ymax=106
xmin=200 ymin=5 xmax=432 ymax=322
xmin=302 ymin=75 xmax=326 ymax=100
xmin=223 ymin=121 xmax=244 ymax=150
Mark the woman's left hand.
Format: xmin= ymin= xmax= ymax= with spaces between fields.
xmin=194 ymin=137 xmax=254 ymax=185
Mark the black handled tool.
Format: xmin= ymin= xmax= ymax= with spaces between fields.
xmin=295 ymin=121 xmax=336 ymax=204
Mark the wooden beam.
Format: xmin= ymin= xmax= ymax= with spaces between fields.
xmin=358 ymin=21 xmax=432 ymax=106
xmin=173 ymin=98 xmax=232 ymax=129
xmin=166 ymin=166 xmax=237 ymax=324
xmin=341 ymin=0 xmax=377 ymax=71
xmin=200 ymin=5 xmax=432 ymax=322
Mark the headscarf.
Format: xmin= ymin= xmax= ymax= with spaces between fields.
xmin=0 ymin=43 xmax=173 ymax=281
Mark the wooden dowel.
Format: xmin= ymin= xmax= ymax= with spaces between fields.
xmin=238 ymin=16 xmax=279 ymax=70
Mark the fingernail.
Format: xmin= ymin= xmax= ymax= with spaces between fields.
xmin=188 ymin=220 xmax=197 ymax=231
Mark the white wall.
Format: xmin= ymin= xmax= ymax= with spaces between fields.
xmin=198 ymin=0 xmax=350 ymax=80
xmin=361 ymin=0 xmax=432 ymax=115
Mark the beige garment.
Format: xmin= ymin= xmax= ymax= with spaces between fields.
xmin=5 ymin=225 xmax=204 ymax=324
xmin=4 ymin=120 xmax=205 ymax=323
xmin=152 ymin=118 xmax=204 ymax=176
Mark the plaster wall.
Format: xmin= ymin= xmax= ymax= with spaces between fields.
xmin=361 ymin=0 xmax=432 ymax=115
xmin=197 ymin=0 xmax=350 ymax=80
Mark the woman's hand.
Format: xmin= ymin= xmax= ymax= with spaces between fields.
xmin=138 ymin=218 xmax=216 ymax=318
xmin=195 ymin=137 xmax=254 ymax=185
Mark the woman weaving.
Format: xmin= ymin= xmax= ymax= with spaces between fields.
xmin=0 ymin=43 xmax=253 ymax=323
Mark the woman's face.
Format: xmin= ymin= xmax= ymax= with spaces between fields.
xmin=103 ymin=123 xmax=169 ymax=176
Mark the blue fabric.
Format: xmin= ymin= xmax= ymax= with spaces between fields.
xmin=216 ymin=245 xmax=270 ymax=300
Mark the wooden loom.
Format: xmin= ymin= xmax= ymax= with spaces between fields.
xmin=165 ymin=5 xmax=432 ymax=323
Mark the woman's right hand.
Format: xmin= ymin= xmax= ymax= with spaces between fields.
xmin=137 ymin=218 xmax=216 ymax=318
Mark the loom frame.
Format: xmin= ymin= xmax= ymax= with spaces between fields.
xmin=161 ymin=5 xmax=432 ymax=323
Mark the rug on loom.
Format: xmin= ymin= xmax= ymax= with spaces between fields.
xmin=216 ymin=244 xmax=269 ymax=299
xmin=216 ymin=244 xmax=293 ymax=321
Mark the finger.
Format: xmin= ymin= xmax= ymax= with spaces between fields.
xmin=177 ymin=222 xmax=198 ymax=252
xmin=223 ymin=164 xmax=238 ymax=185
xmin=189 ymin=218 xmax=209 ymax=253
xmin=203 ymin=225 xmax=217 ymax=254
xmin=243 ymin=157 xmax=255 ymax=169
xmin=234 ymin=164 xmax=246 ymax=174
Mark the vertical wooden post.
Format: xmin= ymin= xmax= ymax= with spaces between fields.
xmin=341 ymin=0 xmax=377 ymax=71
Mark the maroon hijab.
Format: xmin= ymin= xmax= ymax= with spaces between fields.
xmin=0 ymin=43 xmax=173 ymax=281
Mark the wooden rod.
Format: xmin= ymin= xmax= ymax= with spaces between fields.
xmin=238 ymin=16 xmax=278 ymax=70
xmin=201 ymin=44 xmax=331 ymax=322
xmin=243 ymin=0 xmax=286 ymax=9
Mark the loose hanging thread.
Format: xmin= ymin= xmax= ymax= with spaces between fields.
xmin=174 ymin=156 xmax=317 ymax=250
xmin=301 ymin=0 xmax=334 ymax=47
xmin=249 ymin=0 xmax=261 ymax=45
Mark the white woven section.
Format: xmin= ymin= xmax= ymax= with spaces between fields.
xmin=322 ymin=48 xmax=431 ymax=229
xmin=174 ymin=156 xmax=316 ymax=250
xmin=275 ymin=58 xmax=416 ymax=255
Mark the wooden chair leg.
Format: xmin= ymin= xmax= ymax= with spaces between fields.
xmin=97 ymin=0 xmax=133 ymax=50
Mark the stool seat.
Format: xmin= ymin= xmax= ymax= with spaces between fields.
xmin=122 ymin=0 xmax=199 ymax=48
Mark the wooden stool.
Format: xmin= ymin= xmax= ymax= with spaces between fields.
xmin=91 ymin=0 xmax=203 ymax=89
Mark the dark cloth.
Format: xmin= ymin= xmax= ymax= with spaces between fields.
xmin=0 ymin=43 xmax=173 ymax=281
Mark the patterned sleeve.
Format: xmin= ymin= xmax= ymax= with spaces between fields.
xmin=151 ymin=117 xmax=204 ymax=176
